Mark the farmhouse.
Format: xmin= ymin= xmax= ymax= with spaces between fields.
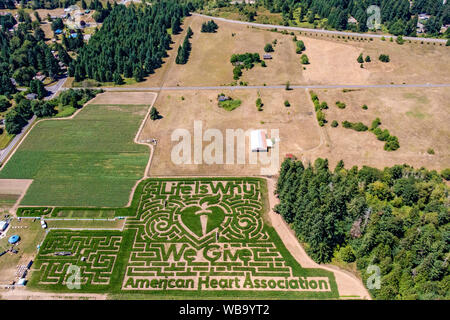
xmin=263 ymin=54 xmax=272 ymax=60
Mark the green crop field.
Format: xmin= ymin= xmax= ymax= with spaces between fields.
xmin=28 ymin=178 xmax=339 ymax=299
xmin=0 ymin=104 xmax=150 ymax=207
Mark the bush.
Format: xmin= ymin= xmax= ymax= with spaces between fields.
xmin=379 ymin=54 xmax=390 ymax=62
xmin=362 ymin=104 xmax=368 ymax=110
xmin=0 ymin=95 xmax=12 ymax=112
xmin=201 ymin=20 xmax=218 ymax=33
xmin=342 ymin=120 xmax=368 ymax=131
xmin=300 ymin=54 xmax=309 ymax=64
xmin=357 ymin=53 xmax=364 ymax=63
xmin=446 ymin=39 xmax=450 ymax=47
xmin=256 ymin=98 xmax=263 ymax=111
xmin=150 ymin=107 xmax=160 ymax=120
xmin=284 ymin=100 xmax=290 ymax=107
xmin=296 ymin=40 xmax=305 ymax=53
xmin=365 ymin=55 xmax=371 ymax=62
xmin=370 ymin=117 xmax=381 ymax=130
xmin=264 ymin=43 xmax=274 ymax=52
xmin=338 ymin=245 xmax=356 ymax=263
xmin=441 ymin=168 xmax=450 ymax=180
xmin=427 ymin=148 xmax=435 ymax=155
xmin=335 ymin=101 xmax=346 ymax=109
xmin=331 ymin=120 xmax=338 ymax=127
xmin=396 ymin=35 xmax=404 ymax=45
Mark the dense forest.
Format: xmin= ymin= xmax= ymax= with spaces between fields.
xmin=0 ymin=11 xmax=62 ymax=96
xmin=274 ymin=158 xmax=449 ymax=299
xmin=201 ymin=0 xmax=450 ymax=36
xmin=68 ymin=1 xmax=194 ymax=83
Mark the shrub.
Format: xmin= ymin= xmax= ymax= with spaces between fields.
xmin=150 ymin=107 xmax=160 ymax=120
xmin=342 ymin=120 xmax=368 ymax=131
xmin=441 ymin=168 xmax=450 ymax=180
xmin=261 ymin=61 xmax=266 ymax=67
xmin=362 ymin=104 xmax=368 ymax=110
xmin=0 ymin=95 xmax=12 ymax=112
xmin=336 ymin=101 xmax=346 ymax=109
xmin=357 ymin=53 xmax=364 ymax=63
xmin=300 ymin=54 xmax=309 ymax=64
xmin=264 ymin=43 xmax=274 ymax=52
xmin=427 ymin=148 xmax=435 ymax=155
xmin=338 ymin=245 xmax=356 ymax=263
xmin=370 ymin=117 xmax=381 ymax=130
xmin=365 ymin=55 xmax=371 ymax=62
xmin=379 ymin=54 xmax=390 ymax=62
xmin=331 ymin=120 xmax=338 ymax=127
xmin=396 ymin=35 xmax=404 ymax=45
xmin=284 ymin=100 xmax=290 ymax=107
xmin=256 ymin=97 xmax=263 ymax=111
xmin=296 ymin=40 xmax=305 ymax=53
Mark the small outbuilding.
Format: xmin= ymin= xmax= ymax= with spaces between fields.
xmin=251 ymin=130 xmax=268 ymax=152
xmin=0 ymin=221 xmax=8 ymax=231
xmin=263 ymin=54 xmax=272 ymax=59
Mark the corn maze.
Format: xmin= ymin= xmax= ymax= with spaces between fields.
xmin=29 ymin=178 xmax=338 ymax=298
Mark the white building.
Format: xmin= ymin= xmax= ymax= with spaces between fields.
xmin=251 ymin=130 xmax=268 ymax=152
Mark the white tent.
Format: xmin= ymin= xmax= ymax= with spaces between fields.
xmin=251 ymin=130 xmax=268 ymax=152
xmin=0 ymin=221 xmax=8 ymax=231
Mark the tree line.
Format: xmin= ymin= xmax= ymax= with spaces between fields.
xmin=200 ymin=0 xmax=450 ymax=37
xmin=274 ymin=158 xmax=449 ymax=299
xmin=175 ymin=27 xmax=193 ymax=65
xmin=4 ymin=89 xmax=102 ymax=135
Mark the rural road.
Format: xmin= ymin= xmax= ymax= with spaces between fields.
xmin=99 ymin=83 xmax=450 ymax=92
xmin=0 ymin=76 xmax=67 ymax=165
xmin=192 ymin=13 xmax=448 ymax=43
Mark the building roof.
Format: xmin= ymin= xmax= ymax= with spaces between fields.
xmin=251 ymin=130 xmax=267 ymax=151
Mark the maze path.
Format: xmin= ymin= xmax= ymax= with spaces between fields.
xmin=32 ymin=231 xmax=122 ymax=287
xmin=123 ymin=179 xmax=293 ymax=286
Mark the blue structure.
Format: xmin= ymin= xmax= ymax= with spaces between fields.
xmin=8 ymin=235 xmax=20 ymax=244
xmin=55 ymin=29 xmax=62 ymax=34
xmin=70 ymin=33 xmax=78 ymax=38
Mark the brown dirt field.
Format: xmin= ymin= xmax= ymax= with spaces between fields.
xmin=302 ymin=87 xmax=450 ymax=171
xmin=88 ymin=91 xmax=157 ymax=105
xmin=0 ymin=179 xmax=32 ymax=195
xmin=162 ymin=16 xmax=304 ymax=87
xmin=295 ymin=32 xmax=450 ymax=85
xmin=139 ymin=88 xmax=320 ymax=176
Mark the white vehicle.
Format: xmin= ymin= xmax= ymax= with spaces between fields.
xmin=40 ymin=220 xmax=47 ymax=229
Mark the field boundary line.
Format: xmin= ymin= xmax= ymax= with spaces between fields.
xmin=125 ymin=92 xmax=158 ymax=207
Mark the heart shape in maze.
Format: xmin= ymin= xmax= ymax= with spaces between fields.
xmin=179 ymin=205 xmax=225 ymax=239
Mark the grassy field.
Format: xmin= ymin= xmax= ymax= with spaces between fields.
xmin=45 ymin=219 xmax=124 ymax=230
xmin=0 ymin=102 xmax=150 ymax=207
xmin=0 ymin=219 xmax=46 ymax=285
xmin=28 ymin=178 xmax=339 ymax=299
